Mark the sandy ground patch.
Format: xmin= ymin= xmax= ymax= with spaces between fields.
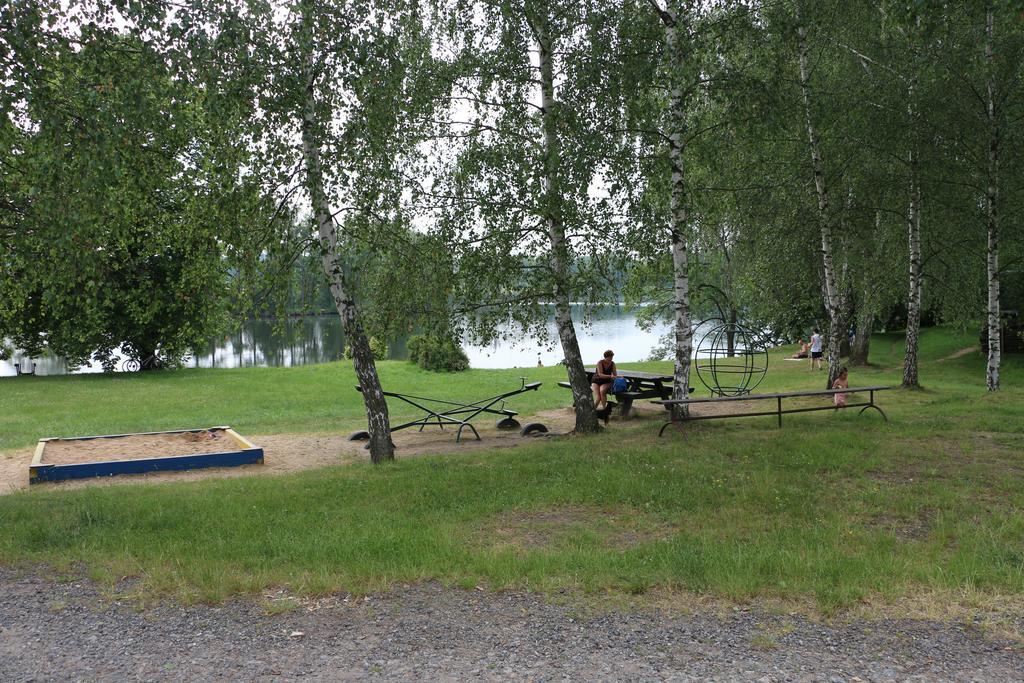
xmin=41 ymin=429 xmax=234 ymax=464
xmin=0 ymin=399 xmax=771 ymax=494
xmin=0 ymin=406 xmax=585 ymax=494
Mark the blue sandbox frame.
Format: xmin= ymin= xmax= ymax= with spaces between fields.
xmin=30 ymin=426 xmax=263 ymax=484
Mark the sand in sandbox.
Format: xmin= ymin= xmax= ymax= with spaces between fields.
xmin=41 ymin=429 xmax=240 ymax=465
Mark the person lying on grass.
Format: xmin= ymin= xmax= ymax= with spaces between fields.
xmin=591 ymin=349 xmax=618 ymax=411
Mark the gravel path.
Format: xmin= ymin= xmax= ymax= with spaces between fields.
xmin=1 ymin=569 xmax=1021 ymax=682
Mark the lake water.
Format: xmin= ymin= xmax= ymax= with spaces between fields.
xmin=1 ymin=307 xmax=691 ymax=376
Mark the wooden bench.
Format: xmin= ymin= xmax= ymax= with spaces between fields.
xmin=559 ymin=369 xmax=694 ymax=423
xmin=654 ymin=386 xmax=892 ymax=436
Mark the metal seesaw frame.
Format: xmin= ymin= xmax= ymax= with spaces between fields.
xmin=351 ymin=378 xmax=544 ymax=443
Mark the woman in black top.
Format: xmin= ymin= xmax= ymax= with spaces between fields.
xmin=591 ymin=349 xmax=617 ymax=410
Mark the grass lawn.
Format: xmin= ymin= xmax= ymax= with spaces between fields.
xmin=0 ymin=327 xmax=1022 ymax=617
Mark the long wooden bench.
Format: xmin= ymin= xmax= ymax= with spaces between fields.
xmin=654 ymin=386 xmax=892 ymax=437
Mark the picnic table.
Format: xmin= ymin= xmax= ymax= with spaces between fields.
xmin=14 ymin=360 xmax=36 ymax=376
xmin=655 ymin=385 xmax=891 ymax=436
xmin=559 ymin=369 xmax=694 ymax=419
xmin=349 ymin=378 xmax=548 ymax=444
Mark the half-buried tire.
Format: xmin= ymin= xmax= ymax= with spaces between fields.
xmin=520 ymin=422 xmax=548 ymax=437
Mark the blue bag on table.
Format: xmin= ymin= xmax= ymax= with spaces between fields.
xmin=611 ymin=377 xmax=629 ymax=394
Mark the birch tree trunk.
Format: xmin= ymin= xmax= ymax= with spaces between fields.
xmin=301 ymin=66 xmax=395 ymax=462
xmin=851 ymin=213 xmax=875 ymax=367
xmin=903 ymin=150 xmax=923 ymax=388
xmin=984 ymin=6 xmax=1001 ymax=392
xmin=536 ymin=19 xmax=600 ymax=433
xmin=796 ymin=4 xmax=844 ymax=390
xmin=850 ymin=298 xmax=873 ymax=366
xmin=657 ymin=1 xmax=693 ymax=419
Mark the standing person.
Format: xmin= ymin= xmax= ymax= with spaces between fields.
xmin=591 ymin=349 xmax=618 ymax=410
xmin=809 ymin=328 xmax=823 ymax=371
xmin=832 ymin=366 xmax=849 ymax=407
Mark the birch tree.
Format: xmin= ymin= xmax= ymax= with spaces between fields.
xmin=432 ymin=0 xmax=624 ymax=434
xmin=609 ymin=0 xmax=755 ymax=415
xmin=983 ymin=6 xmax=1000 ymax=391
xmin=836 ymin=4 xmax=936 ymax=384
xmin=794 ymin=0 xmax=845 ymax=388
xmin=160 ymin=0 xmax=433 ymax=461
xmin=929 ymin=2 xmax=1024 ymax=391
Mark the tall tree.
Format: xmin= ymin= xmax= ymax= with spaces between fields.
xmin=645 ymin=1 xmax=697 ymax=415
xmin=794 ymin=0 xmax=846 ymax=389
xmin=433 ymin=0 xmax=630 ymax=433
xmin=610 ymin=0 xmax=756 ymax=412
xmin=0 ymin=6 xmax=266 ymax=369
xmin=928 ymin=2 xmax=1024 ymax=390
xmin=983 ymin=5 xmax=1000 ymax=391
xmin=159 ymin=0 xmax=433 ymax=460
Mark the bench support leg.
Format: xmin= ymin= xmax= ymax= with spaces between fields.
xmin=619 ymin=397 xmax=633 ymax=417
xmin=858 ymin=404 xmax=887 ymax=421
xmin=858 ymin=390 xmax=887 ymax=422
xmin=659 ymin=419 xmax=683 ymax=438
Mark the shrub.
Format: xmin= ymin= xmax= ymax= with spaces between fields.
xmin=406 ymin=334 xmax=469 ymax=372
xmin=343 ymin=336 xmax=389 ymax=361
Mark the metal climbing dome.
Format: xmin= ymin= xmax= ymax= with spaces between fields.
xmin=693 ymin=320 xmax=768 ymax=397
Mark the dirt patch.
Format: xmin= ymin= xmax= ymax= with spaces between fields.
xmin=688 ymin=400 xmax=762 ymax=418
xmin=864 ymin=508 xmax=937 ymax=542
xmin=475 ymin=506 xmax=677 ymax=552
xmin=41 ymin=429 xmax=234 ymax=465
xmin=938 ymin=346 xmax=979 ymax=362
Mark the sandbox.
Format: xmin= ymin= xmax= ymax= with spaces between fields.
xmin=29 ymin=427 xmax=263 ymax=484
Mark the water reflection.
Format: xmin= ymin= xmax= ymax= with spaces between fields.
xmin=1 ymin=306 xmax=678 ymax=376
xmin=189 ymin=316 xmax=348 ymax=369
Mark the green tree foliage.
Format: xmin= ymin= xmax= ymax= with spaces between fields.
xmin=406 ymin=333 xmax=470 ymax=372
xmin=431 ymin=0 xmax=635 ymax=431
xmin=0 ymin=7 xmax=268 ymax=369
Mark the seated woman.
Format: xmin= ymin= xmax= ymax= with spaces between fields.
xmin=790 ymin=339 xmax=810 ymax=359
xmin=591 ymin=349 xmax=617 ymax=410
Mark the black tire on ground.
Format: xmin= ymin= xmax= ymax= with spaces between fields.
xmin=496 ymin=417 xmax=521 ymax=430
xmin=348 ymin=431 xmax=370 ymax=441
xmin=520 ymin=422 xmax=548 ymax=437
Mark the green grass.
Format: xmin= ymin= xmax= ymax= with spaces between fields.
xmin=0 ymin=361 xmax=576 ymax=451
xmin=0 ymin=327 xmax=1022 ymax=615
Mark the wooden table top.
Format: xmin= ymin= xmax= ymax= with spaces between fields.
xmin=586 ymin=369 xmax=673 ymax=381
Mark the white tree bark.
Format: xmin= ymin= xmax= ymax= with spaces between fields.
xmin=656 ymin=1 xmax=693 ymax=419
xmin=535 ymin=17 xmax=600 ymax=433
xmin=796 ymin=4 xmax=844 ymax=389
xmin=301 ymin=63 xmax=395 ymax=462
xmin=985 ymin=6 xmax=1001 ymax=392
xmin=850 ymin=286 xmax=874 ymax=366
xmin=903 ymin=149 xmax=922 ymax=388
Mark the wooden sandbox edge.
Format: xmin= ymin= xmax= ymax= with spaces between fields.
xmin=28 ymin=426 xmax=264 ymax=485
